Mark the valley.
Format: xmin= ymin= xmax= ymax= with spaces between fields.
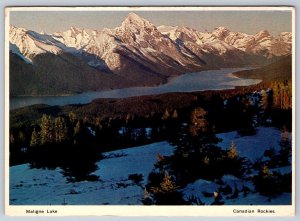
xmin=10 ymin=67 xmax=260 ymax=110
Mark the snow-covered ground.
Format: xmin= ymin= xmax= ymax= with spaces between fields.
xmin=182 ymin=127 xmax=292 ymax=205
xmin=217 ymin=127 xmax=285 ymax=162
xmin=10 ymin=127 xmax=291 ymax=205
xmin=182 ymin=174 xmax=291 ymax=205
xmin=10 ymin=142 xmax=174 ymax=205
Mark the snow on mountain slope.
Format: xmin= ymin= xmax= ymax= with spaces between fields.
xmin=219 ymin=28 xmax=291 ymax=58
xmin=158 ymin=25 xmax=254 ymax=67
xmin=157 ymin=25 xmax=178 ymax=40
xmin=9 ymin=12 xmax=292 ymax=86
xmin=160 ymin=25 xmax=291 ymax=59
xmin=9 ymin=26 xmax=63 ymax=62
xmin=279 ymin=32 xmax=292 ymax=43
xmin=53 ymin=27 xmax=119 ymax=70
xmin=49 ymin=13 xmax=204 ymax=74
xmin=9 ymin=43 xmax=32 ymax=64
xmin=113 ymin=13 xmax=201 ymax=68
xmin=158 ymin=25 xmax=204 ymax=44
xmin=52 ymin=26 xmax=94 ymax=50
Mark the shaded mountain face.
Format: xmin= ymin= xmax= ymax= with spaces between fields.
xmin=9 ymin=13 xmax=292 ymax=96
xmin=232 ymin=55 xmax=292 ymax=82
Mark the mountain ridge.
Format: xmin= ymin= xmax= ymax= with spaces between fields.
xmin=9 ymin=12 xmax=292 ymax=96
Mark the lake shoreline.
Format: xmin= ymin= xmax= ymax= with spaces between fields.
xmin=10 ymin=67 xmax=261 ymax=110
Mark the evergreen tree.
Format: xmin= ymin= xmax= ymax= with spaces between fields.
xmin=162 ymin=109 xmax=170 ymax=120
xmin=73 ymin=120 xmax=83 ymax=145
xmin=18 ymin=130 xmax=26 ymax=143
xmin=172 ymin=109 xmax=178 ymax=119
xmin=189 ymin=107 xmax=208 ymax=136
xmin=74 ymin=120 xmax=83 ymax=136
xmin=40 ymin=114 xmax=54 ymax=145
xmin=159 ymin=173 xmax=179 ymax=193
xmin=68 ymin=111 xmax=76 ymax=123
xmin=30 ymin=128 xmax=39 ymax=147
xmin=54 ymin=116 xmax=69 ymax=143
xmin=228 ymin=142 xmax=238 ymax=159
xmin=261 ymin=90 xmax=268 ymax=110
xmin=148 ymin=172 xmax=184 ymax=205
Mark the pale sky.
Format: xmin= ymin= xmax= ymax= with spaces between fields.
xmin=10 ymin=10 xmax=292 ymax=36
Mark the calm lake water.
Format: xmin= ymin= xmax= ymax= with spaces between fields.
xmin=10 ymin=68 xmax=261 ymax=110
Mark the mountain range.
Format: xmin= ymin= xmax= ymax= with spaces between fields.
xmin=9 ymin=12 xmax=292 ymax=96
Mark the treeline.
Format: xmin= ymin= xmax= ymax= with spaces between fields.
xmin=9 ymin=107 xmax=183 ymax=167
xmin=10 ymin=81 xmax=292 ymax=166
xmin=10 ymin=113 xmax=101 ymax=182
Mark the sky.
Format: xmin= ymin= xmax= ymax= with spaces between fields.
xmin=9 ymin=9 xmax=292 ymax=36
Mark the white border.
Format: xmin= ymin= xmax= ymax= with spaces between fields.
xmin=4 ymin=6 xmax=296 ymax=217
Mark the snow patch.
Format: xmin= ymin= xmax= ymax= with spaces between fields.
xmin=217 ymin=127 xmax=285 ymax=162
xmin=10 ymin=142 xmax=174 ymax=205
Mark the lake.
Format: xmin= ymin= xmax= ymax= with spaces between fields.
xmin=10 ymin=68 xmax=261 ymax=110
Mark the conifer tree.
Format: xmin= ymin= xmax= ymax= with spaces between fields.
xmin=162 ymin=109 xmax=170 ymax=120
xmin=54 ymin=116 xmax=69 ymax=143
xmin=68 ymin=111 xmax=76 ymax=123
xmin=40 ymin=114 xmax=54 ymax=145
xmin=261 ymin=90 xmax=268 ymax=110
xmin=150 ymin=172 xmax=179 ymax=194
xmin=228 ymin=142 xmax=238 ymax=159
xmin=189 ymin=107 xmax=208 ymax=136
xmin=74 ymin=120 xmax=83 ymax=136
xmin=30 ymin=128 xmax=39 ymax=147
xmin=18 ymin=131 xmax=26 ymax=143
xmin=172 ymin=109 xmax=178 ymax=119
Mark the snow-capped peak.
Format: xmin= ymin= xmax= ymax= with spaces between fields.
xmin=254 ymin=30 xmax=271 ymax=40
xmin=70 ymin=26 xmax=82 ymax=34
xmin=121 ymin=12 xmax=154 ymax=29
xmin=279 ymin=32 xmax=292 ymax=43
xmin=214 ymin=26 xmax=230 ymax=32
xmin=9 ymin=25 xmax=63 ymax=62
xmin=124 ymin=12 xmax=146 ymax=23
xmin=212 ymin=26 xmax=230 ymax=40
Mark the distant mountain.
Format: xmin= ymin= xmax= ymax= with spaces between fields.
xmin=9 ymin=13 xmax=292 ymax=96
xmin=158 ymin=25 xmax=291 ymax=59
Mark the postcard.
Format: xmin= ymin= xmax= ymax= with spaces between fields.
xmin=5 ymin=6 xmax=295 ymax=216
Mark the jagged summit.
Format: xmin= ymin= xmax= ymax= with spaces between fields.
xmin=254 ymin=30 xmax=271 ymax=40
xmin=214 ymin=26 xmax=230 ymax=32
xmin=126 ymin=12 xmax=143 ymax=20
xmin=121 ymin=12 xmax=154 ymax=29
xmin=212 ymin=26 xmax=231 ymax=40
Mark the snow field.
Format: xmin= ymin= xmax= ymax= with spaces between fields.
xmin=10 ymin=127 xmax=291 ymax=205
